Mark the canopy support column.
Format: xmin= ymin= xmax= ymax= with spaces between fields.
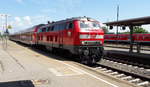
xmin=129 ymin=26 xmax=134 ymax=53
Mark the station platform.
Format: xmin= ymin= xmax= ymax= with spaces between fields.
xmin=0 ymin=39 xmax=138 ymax=87
xmin=104 ymin=47 xmax=150 ymax=66
xmin=104 ymin=44 xmax=150 ymax=54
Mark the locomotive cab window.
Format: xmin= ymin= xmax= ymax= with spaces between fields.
xmin=80 ymin=21 xmax=100 ymax=29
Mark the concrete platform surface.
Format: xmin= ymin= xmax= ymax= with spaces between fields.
xmin=0 ymin=40 xmax=137 ymax=87
xmin=104 ymin=46 xmax=150 ymax=54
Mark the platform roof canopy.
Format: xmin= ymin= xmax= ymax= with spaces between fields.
xmin=104 ymin=16 xmax=150 ymax=26
xmin=104 ymin=16 xmax=150 ymax=53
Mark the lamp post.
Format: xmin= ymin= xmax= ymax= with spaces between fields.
xmin=0 ymin=14 xmax=11 ymax=39
xmin=0 ymin=14 xmax=4 ymax=34
xmin=1 ymin=14 xmax=11 ymax=34
xmin=4 ymin=14 xmax=10 ymax=35
xmin=5 ymin=14 xmax=8 ymax=34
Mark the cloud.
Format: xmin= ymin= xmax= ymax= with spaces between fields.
xmin=142 ymin=24 xmax=150 ymax=32
xmin=14 ymin=17 xmax=23 ymax=26
xmin=10 ymin=16 xmax=33 ymax=33
xmin=9 ymin=15 xmax=50 ymax=33
xmin=23 ymin=16 xmax=32 ymax=25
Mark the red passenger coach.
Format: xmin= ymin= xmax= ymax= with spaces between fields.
xmin=104 ymin=34 xmax=117 ymax=42
xmin=10 ymin=24 xmax=44 ymax=45
xmin=10 ymin=17 xmax=104 ymax=64
xmin=104 ymin=34 xmax=150 ymax=45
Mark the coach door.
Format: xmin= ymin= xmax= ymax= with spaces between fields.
xmin=37 ymin=28 xmax=41 ymax=44
xmin=63 ymin=22 xmax=74 ymax=46
xmin=59 ymin=23 xmax=66 ymax=48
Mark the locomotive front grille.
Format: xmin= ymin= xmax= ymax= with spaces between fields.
xmin=81 ymin=41 xmax=101 ymax=45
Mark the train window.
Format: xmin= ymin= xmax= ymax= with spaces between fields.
xmin=59 ymin=23 xmax=66 ymax=30
xmin=57 ymin=25 xmax=60 ymax=30
xmin=67 ymin=22 xmax=74 ymax=29
xmin=58 ymin=24 xmax=61 ymax=30
xmin=69 ymin=23 xmax=73 ymax=29
xmin=42 ymin=28 xmax=46 ymax=32
xmin=56 ymin=25 xmax=59 ymax=30
xmin=38 ymin=28 xmax=42 ymax=33
xmin=63 ymin=23 xmax=67 ymax=29
xmin=47 ymin=27 xmax=51 ymax=32
xmin=51 ymin=26 xmax=54 ymax=31
xmin=80 ymin=21 xmax=100 ymax=29
xmin=54 ymin=25 xmax=59 ymax=31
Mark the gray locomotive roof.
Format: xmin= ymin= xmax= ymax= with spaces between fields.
xmin=42 ymin=16 xmax=98 ymax=28
xmin=52 ymin=17 xmax=97 ymax=23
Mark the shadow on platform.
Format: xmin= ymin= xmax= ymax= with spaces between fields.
xmin=0 ymin=80 xmax=35 ymax=87
xmin=14 ymin=41 xmax=77 ymax=62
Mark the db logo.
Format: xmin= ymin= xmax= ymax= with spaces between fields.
xmin=67 ymin=31 xmax=71 ymax=36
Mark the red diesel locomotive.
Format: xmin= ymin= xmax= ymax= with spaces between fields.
xmin=10 ymin=17 xmax=104 ymax=64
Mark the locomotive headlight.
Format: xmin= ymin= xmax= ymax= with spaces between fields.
xmin=81 ymin=41 xmax=87 ymax=45
xmin=96 ymin=35 xmax=103 ymax=39
xmin=81 ymin=41 xmax=85 ymax=45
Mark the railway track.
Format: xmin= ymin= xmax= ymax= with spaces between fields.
xmin=104 ymin=57 xmax=150 ymax=69
xmin=96 ymin=50 xmax=150 ymax=86
xmin=94 ymin=58 xmax=150 ymax=87
xmin=105 ymin=50 xmax=150 ymax=68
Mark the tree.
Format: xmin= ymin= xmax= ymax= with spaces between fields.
xmin=133 ymin=26 xmax=148 ymax=33
xmin=122 ymin=26 xmax=149 ymax=34
xmin=102 ymin=26 xmax=109 ymax=34
xmin=7 ymin=25 xmax=12 ymax=29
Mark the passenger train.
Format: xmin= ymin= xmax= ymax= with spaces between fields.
xmin=104 ymin=34 xmax=150 ymax=45
xmin=10 ymin=17 xmax=104 ymax=64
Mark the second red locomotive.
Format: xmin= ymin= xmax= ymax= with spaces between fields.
xmin=10 ymin=17 xmax=104 ymax=64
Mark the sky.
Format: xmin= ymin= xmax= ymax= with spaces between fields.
xmin=0 ymin=0 xmax=150 ymax=33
